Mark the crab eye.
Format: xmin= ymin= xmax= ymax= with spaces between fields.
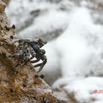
xmin=40 ymin=50 xmax=45 ymax=54
xmin=42 ymin=50 xmax=45 ymax=54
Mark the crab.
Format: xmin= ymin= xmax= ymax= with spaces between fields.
xmin=0 ymin=38 xmax=47 ymax=73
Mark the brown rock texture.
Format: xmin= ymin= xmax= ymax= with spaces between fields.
xmin=2 ymin=0 xmax=10 ymax=5
xmin=0 ymin=1 xmax=67 ymax=103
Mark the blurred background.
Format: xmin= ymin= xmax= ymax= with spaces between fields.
xmin=4 ymin=0 xmax=103 ymax=86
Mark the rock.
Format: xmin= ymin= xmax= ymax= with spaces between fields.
xmin=0 ymin=1 xmax=6 ymax=13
